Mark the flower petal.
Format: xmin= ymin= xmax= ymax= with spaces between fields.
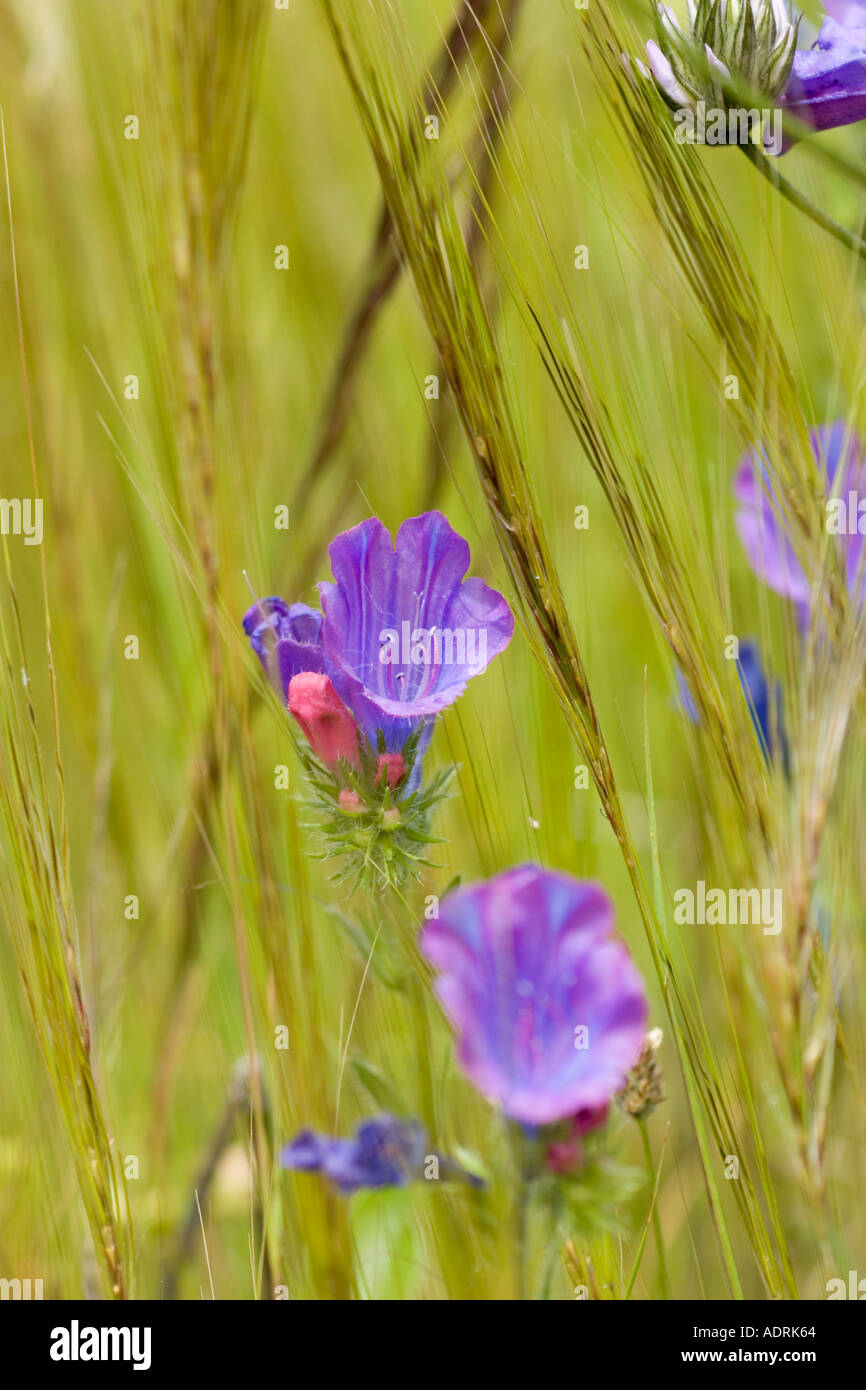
xmin=782 ymin=19 xmax=866 ymax=138
xmin=734 ymin=452 xmax=811 ymax=609
xmin=646 ymin=38 xmax=693 ymax=105
xmin=243 ymin=598 xmax=329 ymax=699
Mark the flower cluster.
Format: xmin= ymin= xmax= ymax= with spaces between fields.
xmin=648 ymin=0 xmax=800 ymax=109
xmin=250 ymin=524 xmax=659 ymax=1216
xmin=244 ymin=511 xmax=513 ymax=889
xmin=646 ymin=1 xmax=866 ymax=151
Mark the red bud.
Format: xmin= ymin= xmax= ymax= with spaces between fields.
xmin=288 ymin=673 xmax=361 ymax=769
xmin=375 ymin=752 xmax=406 ymax=790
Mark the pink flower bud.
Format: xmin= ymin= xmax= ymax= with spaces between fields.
xmin=375 ymin=753 xmax=406 ymax=790
xmin=338 ymin=789 xmax=363 ymax=813
xmin=288 ymin=672 xmax=361 ymax=769
xmin=543 ymin=1105 xmax=609 ymax=1176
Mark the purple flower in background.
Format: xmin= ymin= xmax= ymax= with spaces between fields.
xmin=642 ymin=3 xmax=866 ymax=154
xmin=781 ymin=3 xmax=866 ymax=146
xmin=279 ymin=1114 xmax=482 ymax=1193
xmin=420 ymin=865 xmax=648 ymax=1126
xmin=280 ymin=1115 xmax=427 ymax=1194
xmin=734 ymin=423 xmax=866 ymax=624
xmin=243 ymin=512 xmax=513 ymax=792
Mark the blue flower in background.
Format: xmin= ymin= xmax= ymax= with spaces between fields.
xmin=280 ymin=1114 xmax=484 ymax=1194
xmin=280 ymin=1115 xmax=427 ymax=1193
xmin=677 ymin=640 xmax=788 ymax=769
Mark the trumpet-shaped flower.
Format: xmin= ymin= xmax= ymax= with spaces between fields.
xmin=244 ymin=511 xmax=513 ymax=784
xmin=420 ymin=865 xmax=648 ymax=1126
xmin=318 ymin=511 xmax=514 ymax=749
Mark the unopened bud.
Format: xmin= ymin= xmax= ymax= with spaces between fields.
xmin=375 ymin=752 xmax=406 ymax=789
xmin=288 ymin=672 xmax=361 ymax=770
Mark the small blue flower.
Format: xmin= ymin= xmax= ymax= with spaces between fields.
xmin=677 ymin=640 xmax=788 ymax=768
xmin=279 ymin=1115 xmax=427 ymax=1194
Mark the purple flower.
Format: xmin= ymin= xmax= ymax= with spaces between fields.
xmin=643 ymin=3 xmax=866 ymax=153
xmin=319 ymin=512 xmax=514 ymax=750
xmin=734 ymin=423 xmax=866 ymax=624
xmin=279 ymin=1115 xmax=427 ymax=1194
xmin=243 ymin=598 xmax=329 ymax=696
xmin=419 ymin=865 xmax=648 ymax=1126
xmin=781 ymin=4 xmax=866 ymax=146
xmin=243 ymin=512 xmax=513 ymax=789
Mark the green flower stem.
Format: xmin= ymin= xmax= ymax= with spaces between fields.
xmin=408 ymin=972 xmax=437 ymax=1136
xmin=741 ymin=141 xmax=866 ymax=263
xmin=508 ymin=1120 xmax=537 ymax=1300
xmin=537 ymin=1193 xmax=563 ymax=1301
xmin=639 ymin=1118 xmax=671 ymax=1300
xmin=382 ymin=891 xmax=439 ymax=1133
xmin=514 ymin=1176 xmax=530 ymax=1301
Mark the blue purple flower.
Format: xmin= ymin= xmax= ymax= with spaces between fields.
xmin=243 ymin=599 xmax=329 ymax=695
xmin=244 ymin=511 xmax=513 ymax=792
xmin=781 ymin=3 xmax=866 ymax=145
xmin=677 ymin=640 xmax=788 ymax=764
xmin=319 ymin=512 xmax=514 ymax=747
xmin=279 ymin=1114 xmax=482 ymax=1193
xmin=419 ymin=865 xmax=648 ymax=1126
xmin=279 ymin=1115 xmax=427 ymax=1193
